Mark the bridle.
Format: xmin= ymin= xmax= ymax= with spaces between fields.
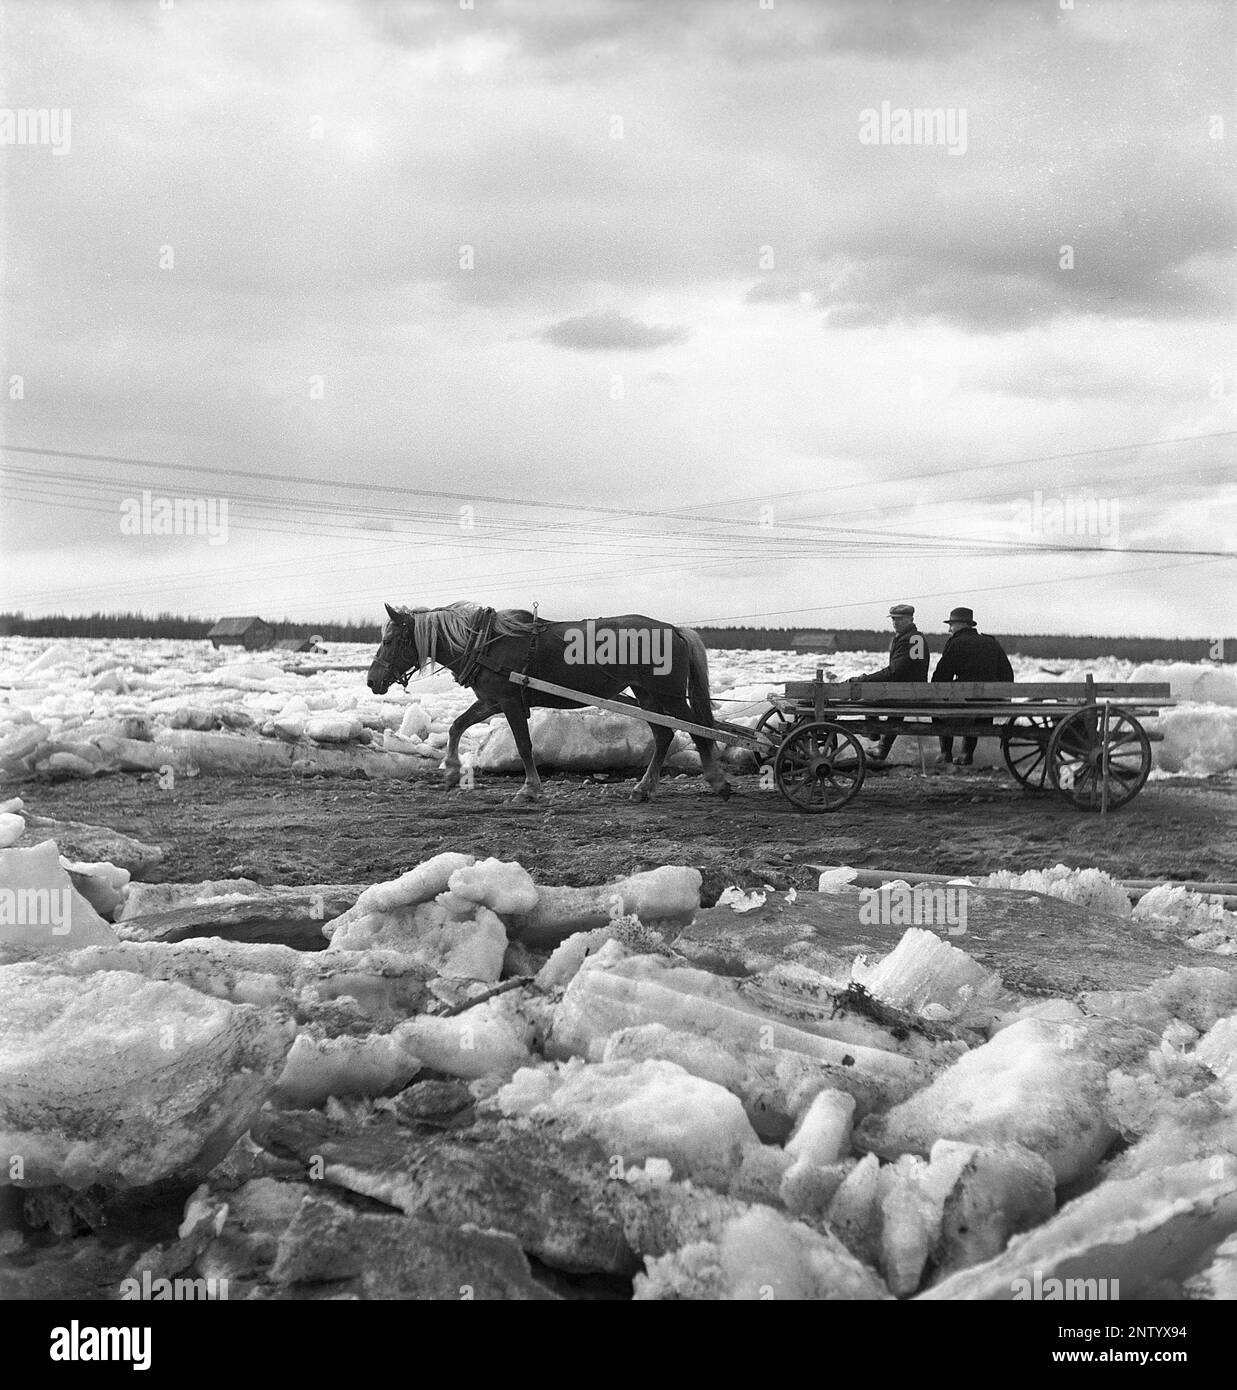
xmin=379 ymin=625 xmax=419 ymax=689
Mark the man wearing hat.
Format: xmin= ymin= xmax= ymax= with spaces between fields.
xmin=854 ymin=604 xmax=930 ymax=765
xmin=931 ymin=607 xmax=1013 ymax=765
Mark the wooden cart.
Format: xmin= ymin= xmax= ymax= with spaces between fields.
xmin=508 ymin=671 xmax=1173 ymax=814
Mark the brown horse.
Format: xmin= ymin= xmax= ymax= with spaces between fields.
xmin=366 ymin=601 xmax=732 ymax=803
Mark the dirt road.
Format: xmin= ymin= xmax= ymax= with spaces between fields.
xmin=20 ymin=765 xmax=1237 ymax=902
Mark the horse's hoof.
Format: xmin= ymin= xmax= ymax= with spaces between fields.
xmin=630 ymin=786 xmax=651 ymax=803
xmin=716 ymin=780 xmax=733 ymax=801
xmin=512 ymin=788 xmax=542 ymax=803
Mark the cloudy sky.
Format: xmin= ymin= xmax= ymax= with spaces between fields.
xmin=1 ymin=0 xmax=1233 ymax=638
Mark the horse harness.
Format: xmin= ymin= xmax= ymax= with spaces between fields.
xmin=454 ymin=606 xmax=548 ymax=708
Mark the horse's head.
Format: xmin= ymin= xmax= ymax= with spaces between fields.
xmin=367 ymin=603 xmax=420 ymax=694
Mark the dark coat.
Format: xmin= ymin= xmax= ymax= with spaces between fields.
xmin=931 ymin=628 xmax=1013 ymax=683
xmin=862 ymin=626 xmax=930 ymax=682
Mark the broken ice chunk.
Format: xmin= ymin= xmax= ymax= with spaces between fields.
xmin=0 ymin=963 xmax=293 ymax=1189
xmin=0 ymin=840 xmax=119 ymax=951
xmin=510 ymin=867 xmax=701 ymax=947
xmin=921 ymin=1156 xmax=1237 ymax=1301
xmin=328 ymin=898 xmax=507 ymax=982
xmin=1195 ymin=1016 xmax=1237 ymax=1084
xmin=396 ymin=990 xmax=538 ymax=1081
xmin=715 ymin=886 xmax=766 ymax=914
xmin=272 ymin=1028 xmax=422 ymax=1109
xmin=851 ymin=927 xmax=1001 ymax=1020
xmin=856 ymin=1015 xmax=1156 ymax=1185
xmin=786 ymin=1089 xmax=855 ymax=1170
xmin=447 ymin=858 xmax=539 ymax=916
xmin=635 ymin=1206 xmax=891 ymax=1301
xmin=493 ymin=1057 xmax=759 ymax=1187
xmin=337 ymin=852 xmax=476 ymax=925
xmin=1184 ymin=1231 xmax=1237 ymax=1299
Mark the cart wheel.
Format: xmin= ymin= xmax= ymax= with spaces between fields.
xmin=1047 ymin=705 xmax=1152 ymax=811
xmin=1001 ymin=713 xmax=1055 ymax=792
xmin=754 ymin=703 xmax=802 ymax=761
xmin=773 ymin=720 xmax=866 ymax=812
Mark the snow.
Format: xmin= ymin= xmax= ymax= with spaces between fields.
xmin=4 ymin=636 xmax=1230 ymax=781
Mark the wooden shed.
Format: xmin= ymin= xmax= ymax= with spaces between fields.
xmin=208 ymin=616 xmax=275 ymax=651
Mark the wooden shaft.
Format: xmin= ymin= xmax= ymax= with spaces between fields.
xmin=507 ymin=671 xmax=763 ymax=750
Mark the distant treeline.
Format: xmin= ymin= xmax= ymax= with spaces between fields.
xmin=693 ymin=628 xmax=1235 ymax=663
xmin=0 ymin=612 xmax=384 ymax=643
xmin=0 ymin=613 xmax=1231 ymax=663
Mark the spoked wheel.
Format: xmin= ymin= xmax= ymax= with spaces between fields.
xmin=1000 ymin=713 xmax=1055 ymax=792
xmin=1047 ymin=704 xmax=1152 ymax=811
xmin=773 ymin=720 xmax=866 ymax=813
xmin=754 ymin=703 xmax=803 ymax=761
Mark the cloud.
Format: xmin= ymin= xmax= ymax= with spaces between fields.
xmin=538 ymin=310 xmax=690 ymax=351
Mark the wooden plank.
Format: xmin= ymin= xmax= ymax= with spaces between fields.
xmin=781 ymin=680 xmax=1172 ymax=701
xmin=507 ymin=672 xmax=758 ymax=749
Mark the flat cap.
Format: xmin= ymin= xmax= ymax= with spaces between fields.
xmin=888 ymin=603 xmax=915 ymax=618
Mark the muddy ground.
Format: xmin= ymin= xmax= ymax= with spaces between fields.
xmin=18 ymin=764 xmax=1237 ymax=902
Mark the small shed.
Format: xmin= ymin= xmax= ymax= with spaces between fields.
xmin=208 ymin=616 xmax=275 ymax=651
xmin=791 ymin=630 xmax=837 ymax=653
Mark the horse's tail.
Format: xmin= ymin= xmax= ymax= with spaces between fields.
xmin=678 ymin=625 xmax=717 ymax=731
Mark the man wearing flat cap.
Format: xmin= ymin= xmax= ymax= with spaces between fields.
xmin=931 ymin=607 xmax=1013 ymax=765
xmin=855 ymin=603 xmax=930 ymax=765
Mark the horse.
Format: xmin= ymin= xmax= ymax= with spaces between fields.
xmin=366 ymin=601 xmax=733 ymax=803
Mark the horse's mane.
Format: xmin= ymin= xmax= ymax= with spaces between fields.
xmin=392 ymin=601 xmax=533 ymax=669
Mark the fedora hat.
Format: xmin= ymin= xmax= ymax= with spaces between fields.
xmin=944 ymin=607 xmax=977 ymax=626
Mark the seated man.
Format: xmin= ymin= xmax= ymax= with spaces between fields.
xmin=931 ymin=607 xmax=1013 ymax=765
xmin=854 ymin=603 xmax=929 ymax=765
